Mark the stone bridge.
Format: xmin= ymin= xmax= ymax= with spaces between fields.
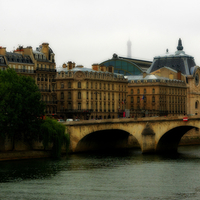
xmin=64 ymin=116 xmax=200 ymax=154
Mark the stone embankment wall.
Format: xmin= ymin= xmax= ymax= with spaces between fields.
xmin=0 ymin=127 xmax=200 ymax=161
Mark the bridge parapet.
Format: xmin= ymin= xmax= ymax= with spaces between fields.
xmin=65 ymin=116 xmax=200 ymax=153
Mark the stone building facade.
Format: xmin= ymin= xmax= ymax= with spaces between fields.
xmin=56 ymin=63 xmax=128 ymax=120
xmin=0 ymin=43 xmax=57 ymax=116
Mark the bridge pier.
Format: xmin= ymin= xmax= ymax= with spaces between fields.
xmin=141 ymin=122 xmax=156 ymax=153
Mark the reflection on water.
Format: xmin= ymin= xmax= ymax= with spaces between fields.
xmin=0 ymin=146 xmax=200 ymax=199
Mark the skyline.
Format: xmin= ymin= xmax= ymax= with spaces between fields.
xmin=2 ymin=0 xmax=200 ymax=68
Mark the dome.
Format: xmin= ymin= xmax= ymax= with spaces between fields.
xmin=147 ymin=38 xmax=196 ymax=75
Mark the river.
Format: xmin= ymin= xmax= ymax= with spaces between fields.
xmin=1 ymin=146 xmax=200 ymax=200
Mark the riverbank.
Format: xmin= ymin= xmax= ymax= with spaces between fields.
xmin=1 ymin=129 xmax=200 ymax=161
xmin=0 ymin=150 xmax=51 ymax=161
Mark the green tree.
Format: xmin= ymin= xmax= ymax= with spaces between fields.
xmin=40 ymin=117 xmax=70 ymax=159
xmin=0 ymin=68 xmax=45 ymax=149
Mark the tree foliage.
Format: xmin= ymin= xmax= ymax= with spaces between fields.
xmin=0 ymin=68 xmax=45 ymax=145
xmin=40 ymin=117 xmax=70 ymax=159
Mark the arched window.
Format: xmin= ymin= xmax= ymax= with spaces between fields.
xmin=78 ymin=82 xmax=81 ymax=88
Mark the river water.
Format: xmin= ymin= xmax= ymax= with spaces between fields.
xmin=1 ymin=146 xmax=200 ymax=200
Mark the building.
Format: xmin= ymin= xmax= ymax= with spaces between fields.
xmin=56 ymin=62 xmax=128 ymax=120
xmin=147 ymin=38 xmax=200 ymax=116
xmin=127 ymin=74 xmax=187 ymax=117
xmin=0 ymin=43 xmax=57 ymax=117
xmin=100 ymin=53 xmax=152 ymax=76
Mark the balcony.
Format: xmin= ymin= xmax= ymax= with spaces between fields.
xmin=14 ymin=69 xmax=35 ymax=73
xmin=36 ymin=67 xmax=56 ymax=72
xmin=39 ymin=89 xmax=51 ymax=92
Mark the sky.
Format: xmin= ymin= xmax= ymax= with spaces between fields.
xmin=1 ymin=0 xmax=200 ymax=68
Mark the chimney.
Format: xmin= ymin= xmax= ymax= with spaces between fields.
xmin=0 ymin=47 xmax=6 ymax=55
xmin=67 ymin=61 xmax=73 ymax=70
xmin=42 ymin=43 xmax=49 ymax=60
xmin=62 ymin=63 xmax=67 ymax=68
xmin=92 ymin=63 xmax=99 ymax=71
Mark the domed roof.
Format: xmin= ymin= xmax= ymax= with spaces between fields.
xmin=147 ymin=38 xmax=196 ymax=75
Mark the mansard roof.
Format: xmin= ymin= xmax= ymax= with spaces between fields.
xmin=147 ymin=38 xmax=196 ymax=75
xmin=5 ymin=52 xmax=33 ymax=64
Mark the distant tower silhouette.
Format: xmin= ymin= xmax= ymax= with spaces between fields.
xmin=127 ymin=39 xmax=132 ymax=58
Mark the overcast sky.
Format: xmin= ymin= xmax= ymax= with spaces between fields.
xmin=1 ymin=0 xmax=200 ymax=68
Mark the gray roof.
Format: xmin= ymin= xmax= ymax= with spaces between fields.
xmin=57 ymin=66 xmax=125 ymax=78
xmin=147 ymin=38 xmax=196 ymax=75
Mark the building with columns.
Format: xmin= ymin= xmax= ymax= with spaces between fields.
xmin=56 ymin=62 xmax=128 ymax=120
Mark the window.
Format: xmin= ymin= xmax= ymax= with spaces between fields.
xmin=68 ymin=92 xmax=71 ymax=99
xmin=61 ymin=92 xmax=64 ymax=99
xmin=137 ymin=89 xmax=140 ymax=94
xmin=195 ymin=101 xmax=199 ymax=109
xmin=78 ymin=82 xmax=81 ymax=88
xmin=131 ymin=97 xmax=133 ymax=103
xmin=61 ymin=83 xmax=64 ymax=88
xmin=86 ymin=82 xmax=88 ymax=89
xmin=68 ymin=82 xmax=71 ymax=88
xmin=78 ymin=92 xmax=81 ymax=99
xmin=137 ymin=96 xmax=140 ymax=103
xmin=87 ymin=92 xmax=88 ymax=99
xmin=144 ymin=89 xmax=146 ymax=94
xmin=78 ymin=103 xmax=81 ymax=110
xmin=152 ymin=88 xmax=155 ymax=94
xmin=68 ymin=102 xmax=72 ymax=110
xmin=131 ymin=89 xmax=133 ymax=94
xmin=152 ymin=96 xmax=155 ymax=103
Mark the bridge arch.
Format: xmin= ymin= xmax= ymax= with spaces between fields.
xmin=75 ymin=129 xmax=140 ymax=152
xmin=156 ymin=125 xmax=197 ymax=153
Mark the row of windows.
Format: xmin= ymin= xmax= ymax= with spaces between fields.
xmin=58 ymin=71 xmax=121 ymax=79
xmin=130 ymin=96 xmax=186 ymax=104
xmin=9 ymin=65 xmax=34 ymax=70
xmin=67 ymin=102 xmax=115 ymax=111
xmin=60 ymin=82 xmax=127 ymax=90
xmin=131 ymin=88 xmax=154 ymax=94
xmin=37 ymin=64 xmax=54 ymax=69
xmin=130 ymin=88 xmax=186 ymax=95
